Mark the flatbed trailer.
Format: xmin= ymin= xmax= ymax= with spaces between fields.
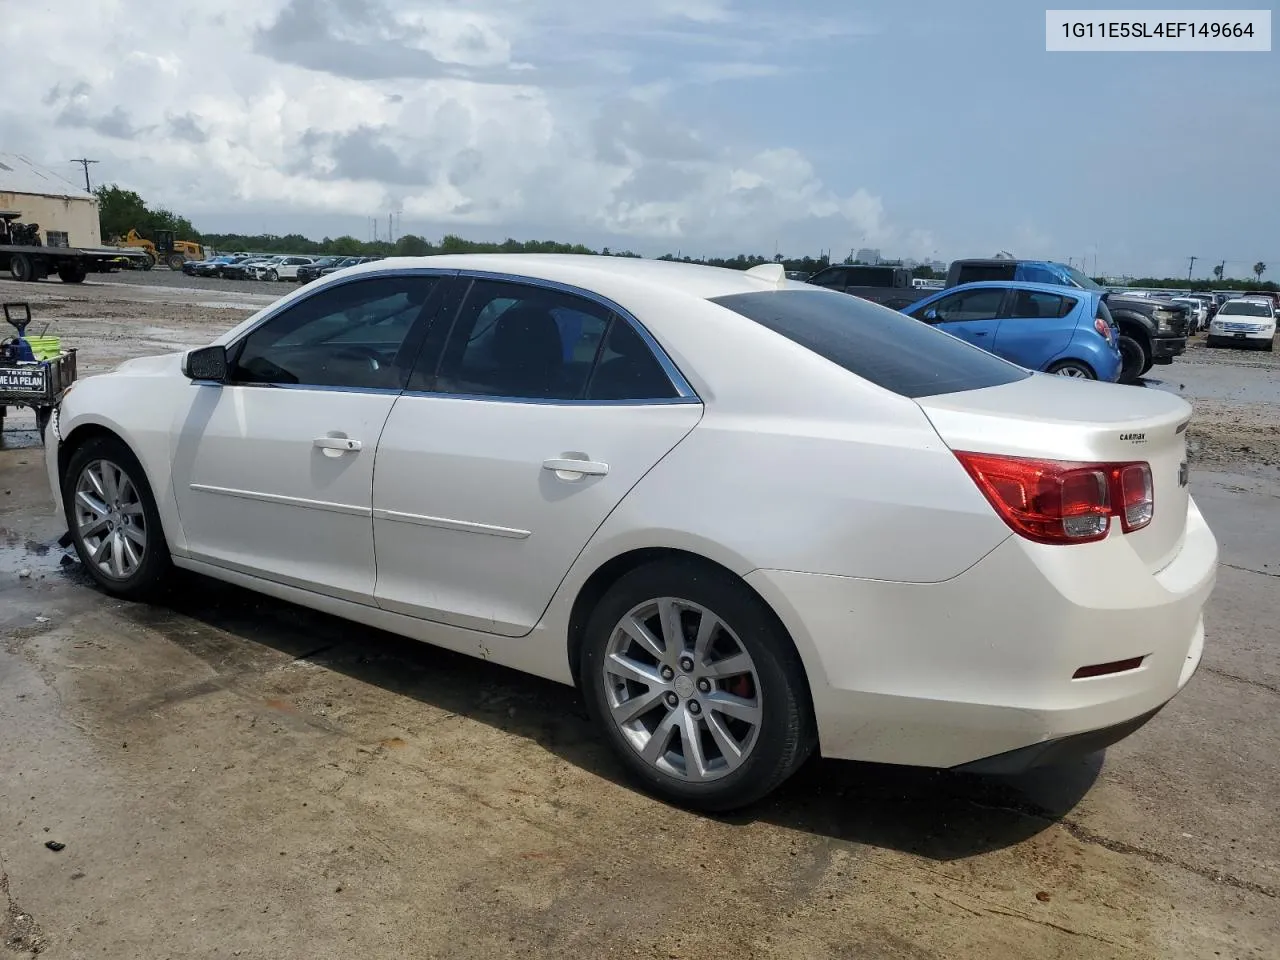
xmin=0 ymin=242 xmax=150 ymax=282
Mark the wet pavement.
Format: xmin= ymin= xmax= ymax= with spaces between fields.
xmin=0 ymin=280 xmax=1277 ymax=958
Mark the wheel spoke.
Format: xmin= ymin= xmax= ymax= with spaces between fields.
xmin=101 ymin=463 xmax=120 ymax=503
xmin=122 ymin=524 xmax=146 ymax=547
xmin=91 ymin=532 xmax=111 ymax=565
xmin=121 ymin=533 xmax=142 ymax=570
xmin=692 ymin=610 xmax=720 ymax=665
xmin=605 ymin=652 xmax=665 ymax=688
xmin=640 ymin=709 xmax=680 ymax=766
xmin=656 ymin=599 xmax=684 ymax=656
xmin=121 ymin=501 xmax=144 ymax=517
xmin=109 ymin=531 xmax=126 ymax=578
xmin=619 ymin=615 xmax=666 ymax=662
xmin=118 ymin=475 xmax=137 ymax=504
xmin=703 ymin=652 xmax=753 ymax=679
xmin=76 ymin=490 xmax=108 ymax=518
xmin=680 ymin=708 xmax=709 ymax=780
xmin=705 ymin=711 xmax=746 ymax=771
xmin=705 ymin=690 xmax=760 ymax=725
xmin=84 ymin=466 xmax=108 ymax=501
xmin=610 ymin=687 xmax=669 ymax=726
xmin=79 ymin=516 xmax=109 ymax=538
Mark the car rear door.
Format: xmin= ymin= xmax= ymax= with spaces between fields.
xmin=993 ymin=289 xmax=1080 ymax=370
xmin=370 ymin=276 xmax=702 ymax=637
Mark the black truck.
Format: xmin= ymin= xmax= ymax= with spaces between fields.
xmin=944 ymin=259 xmax=1189 ymax=382
xmin=0 ymin=211 xmax=150 ymax=282
xmin=804 ymin=264 xmax=922 ymax=310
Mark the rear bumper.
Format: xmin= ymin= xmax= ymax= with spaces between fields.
xmin=1151 ymin=336 xmax=1187 ymax=361
xmin=745 ymin=496 xmax=1216 ymax=769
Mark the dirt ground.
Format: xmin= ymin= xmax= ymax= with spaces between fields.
xmin=1 ymin=273 xmax=1277 ymax=959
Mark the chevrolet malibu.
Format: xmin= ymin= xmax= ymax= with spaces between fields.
xmin=45 ymin=255 xmax=1217 ymax=811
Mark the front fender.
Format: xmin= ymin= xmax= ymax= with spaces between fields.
xmin=54 ymin=366 xmax=193 ymax=556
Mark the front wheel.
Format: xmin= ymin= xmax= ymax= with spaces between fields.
xmin=580 ymin=560 xmax=816 ymax=812
xmin=1047 ymin=359 xmax=1096 ymax=379
xmin=266 ymin=269 xmax=278 ymax=281
xmin=63 ymin=435 xmax=172 ymax=600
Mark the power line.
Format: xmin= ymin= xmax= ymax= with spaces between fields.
xmin=68 ymin=158 xmax=99 ymax=193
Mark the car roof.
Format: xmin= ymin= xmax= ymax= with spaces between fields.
xmin=928 ymin=280 xmax=1096 ymax=297
xmin=329 ymin=253 xmax=816 ymax=302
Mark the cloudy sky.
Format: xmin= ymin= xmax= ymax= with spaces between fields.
xmin=2 ymin=0 xmax=1277 ymax=277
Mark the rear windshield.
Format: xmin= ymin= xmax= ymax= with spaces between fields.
xmin=710 ymin=290 xmax=1030 ymax=399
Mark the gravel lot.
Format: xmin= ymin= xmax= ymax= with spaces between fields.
xmin=1 ymin=273 xmax=1277 ymax=959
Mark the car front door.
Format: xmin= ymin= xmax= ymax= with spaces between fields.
xmin=371 ymin=276 xmax=703 ymax=636
xmin=279 ymin=257 xmax=312 ymax=279
xmin=170 ymin=273 xmax=445 ymax=603
xmin=993 ymin=290 xmax=1079 ymax=370
xmin=911 ymin=287 xmax=1006 ymax=349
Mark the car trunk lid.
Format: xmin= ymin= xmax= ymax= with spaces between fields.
xmin=916 ymin=375 xmax=1192 ymax=571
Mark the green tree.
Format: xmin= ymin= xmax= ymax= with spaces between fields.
xmin=94 ymin=184 xmax=197 ymax=242
xmin=1254 ymin=261 xmax=1267 ymax=282
xmin=1212 ymin=263 xmax=1224 ymax=281
xmin=393 ymin=234 xmax=433 ymax=256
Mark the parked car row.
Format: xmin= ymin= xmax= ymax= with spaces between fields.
xmin=805 ymin=257 xmax=1191 ymax=384
xmin=181 ymin=253 xmax=383 ymax=282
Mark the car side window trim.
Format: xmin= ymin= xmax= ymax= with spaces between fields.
xmin=401 ymin=269 xmax=700 ymax=405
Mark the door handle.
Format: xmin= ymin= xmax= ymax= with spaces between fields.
xmin=314 ymin=436 xmax=362 ymax=452
xmin=971 ymin=330 xmax=989 ymax=336
xmin=543 ymin=458 xmax=609 ymax=479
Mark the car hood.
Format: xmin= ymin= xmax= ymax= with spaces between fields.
xmin=111 ymin=352 xmax=185 ymax=376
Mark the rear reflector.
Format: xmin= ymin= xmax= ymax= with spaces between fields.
xmin=1073 ymin=656 xmax=1145 ymax=679
xmin=955 ymin=452 xmax=1154 ymax=545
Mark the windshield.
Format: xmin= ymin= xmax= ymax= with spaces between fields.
xmin=1061 ymin=264 xmax=1104 ymax=290
xmin=1219 ymin=301 xmax=1272 ymax=317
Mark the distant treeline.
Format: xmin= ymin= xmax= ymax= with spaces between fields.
xmin=96 ymin=184 xmax=1276 ymax=290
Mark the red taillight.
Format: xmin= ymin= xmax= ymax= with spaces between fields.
xmin=955 ymin=452 xmax=1154 ymax=545
xmin=1093 ymin=315 xmax=1114 ymax=343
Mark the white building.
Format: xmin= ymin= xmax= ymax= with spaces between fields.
xmin=854 ymin=247 xmax=881 ymax=265
xmin=0 ymin=153 xmax=101 ymax=247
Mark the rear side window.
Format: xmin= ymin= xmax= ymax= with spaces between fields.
xmin=710 ymin=290 xmax=1029 ymax=399
xmin=1007 ymin=291 xmax=1077 ymax=319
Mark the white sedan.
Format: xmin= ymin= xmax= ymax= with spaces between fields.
xmin=45 ymin=255 xmax=1217 ymax=810
xmin=1206 ymin=298 xmax=1276 ymax=350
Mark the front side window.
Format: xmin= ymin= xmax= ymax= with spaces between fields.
xmin=808 ymin=268 xmax=847 ymax=289
xmin=231 ymin=276 xmax=439 ymax=389
xmin=914 ymin=288 xmax=1004 ymax=322
xmin=424 ymin=280 xmax=679 ymax=401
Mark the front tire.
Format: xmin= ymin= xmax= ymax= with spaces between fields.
xmin=63 ymin=435 xmax=172 ymax=600
xmin=266 ymin=269 xmax=278 ymax=282
xmin=580 ymin=559 xmax=816 ymax=812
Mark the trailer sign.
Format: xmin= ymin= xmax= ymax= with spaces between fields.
xmin=0 ymin=366 xmax=47 ymax=393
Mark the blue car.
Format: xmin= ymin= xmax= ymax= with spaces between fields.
xmin=903 ymin=281 xmax=1123 ymax=381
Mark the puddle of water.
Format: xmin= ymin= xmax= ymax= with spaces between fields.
xmin=0 ymin=526 xmax=75 ymax=577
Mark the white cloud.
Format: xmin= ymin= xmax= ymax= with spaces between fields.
xmin=0 ymin=0 xmax=920 ymax=255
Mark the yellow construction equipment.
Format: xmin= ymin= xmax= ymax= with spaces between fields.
xmin=111 ymin=228 xmax=205 ymax=270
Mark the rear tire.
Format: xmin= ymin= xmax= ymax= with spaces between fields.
xmin=63 ymin=435 xmax=172 ymax=601
xmin=57 ymin=263 xmax=87 ymax=283
xmin=580 ymin=559 xmax=816 ymax=812
xmin=1116 ymin=335 xmax=1147 ymax=383
xmin=1047 ymin=359 xmax=1096 ymax=379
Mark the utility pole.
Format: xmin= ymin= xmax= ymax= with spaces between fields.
xmin=1187 ymin=255 xmax=1198 ymax=281
xmin=69 ymin=158 xmax=99 ymax=193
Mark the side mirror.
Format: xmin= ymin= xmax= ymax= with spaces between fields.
xmin=923 ymin=307 xmax=939 ymax=322
xmin=183 ymin=345 xmax=229 ymax=383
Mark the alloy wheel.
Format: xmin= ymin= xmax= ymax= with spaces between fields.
xmin=602 ymin=597 xmax=762 ymax=782
xmin=73 ymin=458 xmax=148 ymax=580
xmin=1054 ymin=365 xmax=1091 ymax=378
